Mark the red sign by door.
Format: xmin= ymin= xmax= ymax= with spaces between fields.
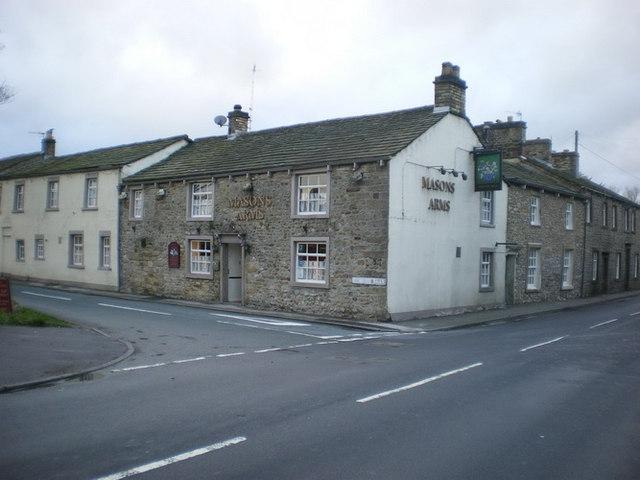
xmin=0 ymin=278 xmax=12 ymax=313
xmin=168 ymin=242 xmax=181 ymax=268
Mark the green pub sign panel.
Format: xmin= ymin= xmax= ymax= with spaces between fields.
xmin=474 ymin=150 xmax=502 ymax=191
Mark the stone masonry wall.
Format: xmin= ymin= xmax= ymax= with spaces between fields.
xmin=120 ymin=162 xmax=390 ymax=320
xmin=507 ymin=186 xmax=585 ymax=304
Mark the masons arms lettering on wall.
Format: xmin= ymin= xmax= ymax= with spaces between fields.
xmin=228 ymin=195 xmax=273 ymax=221
xmin=422 ymin=176 xmax=454 ymax=212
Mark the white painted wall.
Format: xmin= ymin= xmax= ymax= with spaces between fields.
xmin=0 ymin=170 xmax=121 ymax=289
xmin=387 ymin=114 xmax=508 ymax=318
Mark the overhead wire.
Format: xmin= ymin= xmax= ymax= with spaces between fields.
xmin=578 ymin=142 xmax=640 ymax=184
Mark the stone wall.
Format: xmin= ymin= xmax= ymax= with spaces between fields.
xmin=120 ymin=162 xmax=390 ymax=320
xmin=506 ymin=185 xmax=585 ymax=304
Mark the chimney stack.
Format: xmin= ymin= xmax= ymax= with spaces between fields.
xmin=227 ymin=104 xmax=249 ymax=137
xmin=42 ymin=129 xmax=55 ymax=159
xmin=551 ymin=150 xmax=579 ymax=176
xmin=433 ymin=62 xmax=467 ymax=116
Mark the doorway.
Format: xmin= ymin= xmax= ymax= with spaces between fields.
xmin=602 ymin=252 xmax=609 ymax=294
xmin=219 ymin=235 xmax=244 ymax=304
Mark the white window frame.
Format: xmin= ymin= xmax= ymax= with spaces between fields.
xmin=479 ymin=250 xmax=494 ymax=291
xmin=99 ymin=232 xmax=111 ymax=270
xmin=34 ymin=236 xmax=45 ymax=260
xmin=632 ymin=210 xmax=636 ymax=232
xmin=624 ymin=208 xmax=630 ymax=232
xmin=84 ymin=175 xmax=98 ymax=209
xmin=585 ymin=200 xmax=591 ymax=225
xmin=186 ymin=236 xmax=213 ymax=277
xmin=15 ymin=239 xmax=25 ymax=262
xmin=592 ymin=251 xmax=599 ymax=281
xmin=612 ymin=204 xmax=618 ymax=230
xmin=529 ymin=196 xmax=540 ymax=225
xmin=291 ymin=237 xmax=329 ymax=288
xmin=46 ymin=178 xmax=59 ymax=210
xmin=69 ymin=232 xmax=84 ymax=268
xmin=602 ymin=202 xmax=608 ymax=227
xmin=292 ymin=171 xmax=330 ymax=218
xmin=526 ymin=248 xmax=541 ymax=290
xmin=13 ymin=182 xmax=25 ymax=212
xmin=564 ymin=202 xmax=573 ymax=230
xmin=188 ymin=181 xmax=214 ymax=219
xmin=480 ymin=191 xmax=494 ymax=226
xmin=562 ymin=249 xmax=573 ymax=289
xmin=130 ymin=188 xmax=144 ymax=219
xmin=615 ymin=252 xmax=621 ymax=280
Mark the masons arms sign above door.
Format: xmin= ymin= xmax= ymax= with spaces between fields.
xmin=473 ymin=150 xmax=502 ymax=191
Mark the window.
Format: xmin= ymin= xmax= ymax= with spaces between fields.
xmin=99 ymin=234 xmax=111 ymax=269
xmin=294 ymin=240 xmax=328 ymax=285
xmin=602 ymin=202 xmax=608 ymax=227
xmin=527 ymin=248 xmax=541 ymax=290
xmin=592 ymin=251 xmax=599 ymax=281
xmin=562 ymin=250 xmax=573 ymax=288
xmin=294 ymin=172 xmax=328 ymax=216
xmin=615 ymin=253 xmax=621 ymax=280
xmin=586 ymin=200 xmax=592 ymax=224
xmin=480 ymin=191 xmax=494 ymax=225
xmin=612 ymin=205 xmax=618 ymax=229
xmin=529 ymin=196 xmax=540 ymax=225
xmin=14 ymin=182 xmax=25 ymax=212
xmin=131 ymin=189 xmax=144 ymax=219
xmin=189 ymin=182 xmax=213 ymax=218
xmin=564 ymin=203 xmax=573 ymax=230
xmin=635 ymin=254 xmax=639 ymax=279
xmin=0 ymin=185 xmax=3 ymax=211
xmin=34 ymin=236 xmax=45 ymax=260
xmin=47 ymin=179 xmax=59 ymax=209
xmin=624 ymin=209 xmax=630 ymax=231
xmin=632 ymin=210 xmax=636 ymax=232
xmin=479 ymin=251 xmax=493 ymax=290
xmin=188 ymin=239 xmax=212 ymax=275
xmin=69 ymin=233 xmax=84 ymax=267
xmin=15 ymin=239 xmax=25 ymax=262
xmin=85 ymin=176 xmax=98 ymax=209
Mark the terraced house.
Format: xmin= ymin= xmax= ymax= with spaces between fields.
xmin=0 ymin=132 xmax=189 ymax=290
xmin=119 ymin=63 xmax=509 ymax=320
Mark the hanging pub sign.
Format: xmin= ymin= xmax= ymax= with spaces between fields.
xmin=474 ymin=150 xmax=502 ymax=191
xmin=168 ymin=242 xmax=181 ymax=268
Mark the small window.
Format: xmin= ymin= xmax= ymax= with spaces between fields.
xmin=585 ymin=200 xmax=592 ymax=224
xmin=562 ymin=250 xmax=573 ymax=288
xmin=69 ymin=233 xmax=84 ymax=267
xmin=131 ymin=189 xmax=144 ymax=219
xmin=632 ymin=210 xmax=636 ymax=232
xmin=16 ymin=239 xmax=25 ymax=262
xmin=480 ymin=191 xmax=494 ymax=225
xmin=479 ymin=251 xmax=493 ymax=290
xmin=615 ymin=253 xmax=621 ymax=280
xmin=612 ymin=205 xmax=618 ymax=230
xmin=34 ymin=237 xmax=45 ymax=260
xmin=294 ymin=240 xmax=328 ymax=285
xmin=294 ymin=172 xmax=329 ymax=216
xmin=592 ymin=251 xmax=599 ymax=281
xmin=99 ymin=235 xmax=111 ymax=269
xmin=189 ymin=182 xmax=213 ymax=218
xmin=624 ymin=209 xmax=630 ymax=232
xmin=85 ymin=177 xmax=98 ymax=209
xmin=188 ymin=239 xmax=212 ymax=275
xmin=47 ymin=179 xmax=59 ymax=209
xmin=14 ymin=182 xmax=25 ymax=212
xmin=527 ymin=248 xmax=541 ymax=290
xmin=564 ymin=203 xmax=573 ymax=230
xmin=529 ymin=196 xmax=540 ymax=225
xmin=602 ymin=202 xmax=608 ymax=227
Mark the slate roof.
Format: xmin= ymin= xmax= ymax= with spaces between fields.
xmin=0 ymin=152 xmax=41 ymax=173
xmin=503 ymin=160 xmax=584 ymax=198
xmin=125 ymin=106 xmax=449 ymax=183
xmin=0 ymin=135 xmax=189 ymax=180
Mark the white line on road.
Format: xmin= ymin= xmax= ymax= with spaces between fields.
xmin=216 ymin=352 xmax=245 ymax=358
xmin=211 ymin=313 xmax=309 ymax=326
xmin=112 ymin=362 xmax=168 ymax=372
xmin=288 ymin=343 xmax=314 ymax=349
xmin=98 ymin=303 xmax=172 ymax=316
xmin=173 ymin=356 xmax=209 ymax=364
xmin=357 ymin=362 xmax=483 ymax=403
xmin=630 ymin=311 xmax=640 ymax=316
xmin=589 ymin=319 xmax=618 ymax=329
xmin=519 ymin=336 xmax=567 ymax=352
xmin=93 ymin=436 xmax=247 ymax=480
xmin=21 ymin=291 xmax=71 ymax=301
xmin=254 ymin=347 xmax=284 ymax=353
xmin=284 ymin=331 xmax=343 ymax=339
xmin=216 ymin=320 xmax=343 ymax=339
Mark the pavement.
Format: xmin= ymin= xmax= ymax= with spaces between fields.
xmin=1 ymin=279 xmax=637 ymax=393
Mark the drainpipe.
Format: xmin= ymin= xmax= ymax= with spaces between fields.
xmin=580 ymin=198 xmax=588 ymax=297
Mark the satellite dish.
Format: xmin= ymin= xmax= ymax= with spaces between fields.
xmin=214 ymin=115 xmax=228 ymax=127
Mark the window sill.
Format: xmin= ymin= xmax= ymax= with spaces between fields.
xmin=98 ymin=266 xmax=112 ymax=271
xmin=291 ymin=280 xmax=330 ymax=289
xmin=68 ymin=265 xmax=85 ymax=269
xmin=45 ymin=208 xmax=59 ymax=212
xmin=187 ymin=217 xmax=214 ymax=222
xmin=12 ymin=210 xmax=24 ymax=214
xmin=529 ymin=223 xmax=541 ymax=228
xmin=479 ymin=286 xmax=495 ymax=292
xmin=129 ymin=217 xmax=144 ymax=222
xmin=16 ymin=259 xmax=25 ymax=263
xmin=82 ymin=207 xmax=98 ymax=211
xmin=291 ymin=213 xmax=330 ymax=220
xmin=525 ymin=288 xmax=540 ymax=293
xmin=479 ymin=223 xmax=495 ymax=229
xmin=186 ymin=272 xmax=213 ymax=279
xmin=561 ymin=285 xmax=574 ymax=291
xmin=34 ymin=258 xmax=45 ymax=261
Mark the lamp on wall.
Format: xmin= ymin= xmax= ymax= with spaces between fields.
xmin=426 ymin=165 xmax=469 ymax=181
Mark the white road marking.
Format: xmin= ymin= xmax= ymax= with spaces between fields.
xmin=284 ymin=331 xmax=343 ymax=339
xmin=112 ymin=362 xmax=167 ymax=372
xmin=288 ymin=343 xmax=314 ymax=349
xmin=211 ymin=313 xmax=309 ymax=326
xmin=316 ymin=340 xmax=340 ymax=345
xmin=21 ymin=291 xmax=71 ymax=301
xmin=630 ymin=311 xmax=640 ymax=316
xmin=357 ymin=362 xmax=483 ymax=403
xmin=98 ymin=303 xmax=172 ymax=316
xmin=254 ymin=347 xmax=283 ymax=353
xmin=519 ymin=336 xmax=567 ymax=352
xmin=93 ymin=436 xmax=247 ymax=480
xmin=589 ymin=319 xmax=618 ymax=329
xmin=173 ymin=356 xmax=208 ymax=364
xmin=216 ymin=352 xmax=245 ymax=358
xmin=216 ymin=320 xmax=341 ymax=339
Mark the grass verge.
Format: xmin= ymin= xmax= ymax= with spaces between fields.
xmin=0 ymin=307 xmax=71 ymax=327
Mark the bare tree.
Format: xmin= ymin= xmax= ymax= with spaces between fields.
xmin=624 ymin=185 xmax=640 ymax=203
xmin=0 ymin=38 xmax=14 ymax=104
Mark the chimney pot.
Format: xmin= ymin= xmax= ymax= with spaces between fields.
xmin=507 ymin=115 xmax=513 ymax=122
xmin=227 ymin=104 xmax=250 ymax=137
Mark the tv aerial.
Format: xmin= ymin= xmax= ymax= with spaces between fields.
xmin=214 ymin=115 xmax=227 ymax=127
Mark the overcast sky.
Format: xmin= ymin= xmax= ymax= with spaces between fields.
xmin=1 ymin=0 xmax=638 ymax=190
